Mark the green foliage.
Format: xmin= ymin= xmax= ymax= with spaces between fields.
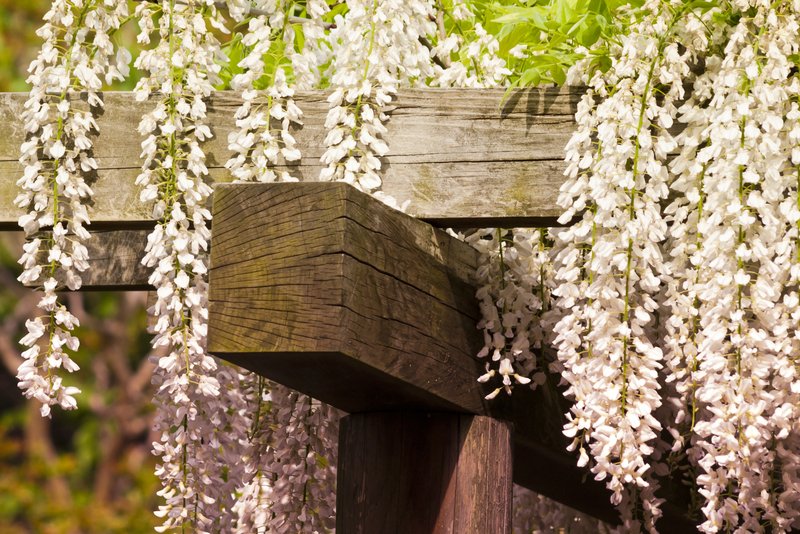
xmin=490 ymin=0 xmax=643 ymax=88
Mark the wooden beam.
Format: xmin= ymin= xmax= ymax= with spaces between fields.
xmin=0 ymin=87 xmax=579 ymax=229
xmin=208 ymin=181 xmax=488 ymax=414
xmin=206 ymin=182 xmax=696 ymax=530
xmin=336 ymin=412 xmax=512 ymax=534
xmin=13 ymin=229 xmax=152 ymax=291
xmin=6 ymin=228 xmax=151 ymax=291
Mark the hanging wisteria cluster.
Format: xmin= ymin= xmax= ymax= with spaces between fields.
xmin=461 ymin=0 xmax=800 ymax=532
xmin=20 ymin=0 xmax=800 ymax=532
xmin=16 ymin=0 xmax=130 ymax=417
xmin=539 ymin=0 xmax=800 ymax=531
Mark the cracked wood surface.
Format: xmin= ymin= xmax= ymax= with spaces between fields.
xmin=0 ymin=87 xmax=580 ymax=230
xmin=21 ymin=229 xmax=151 ymax=291
xmin=208 ymin=182 xmax=486 ymax=414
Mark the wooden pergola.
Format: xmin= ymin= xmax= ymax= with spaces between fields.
xmin=0 ymin=88 xmax=695 ymax=532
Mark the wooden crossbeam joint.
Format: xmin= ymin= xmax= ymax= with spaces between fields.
xmin=205 ymin=182 xmax=689 ymax=528
xmin=207 ymin=181 xmax=488 ymax=414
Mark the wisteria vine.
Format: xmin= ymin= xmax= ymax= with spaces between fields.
xmin=19 ymin=0 xmax=800 ymax=532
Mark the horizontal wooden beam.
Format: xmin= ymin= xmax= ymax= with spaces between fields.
xmin=0 ymin=87 xmax=579 ymax=230
xmin=12 ymin=229 xmax=151 ymax=291
xmin=206 ymin=182 xmax=694 ymax=530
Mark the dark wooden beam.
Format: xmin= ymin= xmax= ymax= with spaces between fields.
xmin=208 ymin=181 xmax=487 ymax=414
xmin=205 ymin=182 xmax=696 ymax=530
xmin=0 ymin=87 xmax=579 ymax=229
xmin=337 ymin=412 xmax=512 ymax=534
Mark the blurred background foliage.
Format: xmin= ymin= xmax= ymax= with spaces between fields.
xmin=0 ymin=239 xmax=160 ymax=534
xmin=0 ymin=0 xmax=55 ymax=92
xmin=0 ymin=0 xmax=638 ymax=532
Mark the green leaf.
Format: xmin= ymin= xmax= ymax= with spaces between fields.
xmin=519 ymin=67 xmax=541 ymax=87
xmin=550 ymin=65 xmax=567 ymax=85
xmin=579 ymin=19 xmax=602 ymax=46
xmin=566 ymin=13 xmax=590 ymax=37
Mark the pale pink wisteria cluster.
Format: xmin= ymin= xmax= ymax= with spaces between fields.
xmin=225 ymin=0 xmax=305 ymax=183
xmin=15 ymin=0 xmax=129 ymax=417
xmin=134 ymin=1 xmax=255 ymax=530
xmin=319 ymin=0 xmax=437 ymax=206
xmin=231 ymin=379 xmax=338 ymax=533
xmin=470 ymin=228 xmax=555 ymax=399
xmin=552 ymin=0 xmax=704 ymax=527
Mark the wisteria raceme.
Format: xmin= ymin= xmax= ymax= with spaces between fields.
xmin=672 ymin=4 xmax=800 ymax=531
xmin=291 ymin=0 xmax=331 ymax=90
xmin=661 ymin=10 xmax=718 ymax=463
xmin=134 ymin=1 xmax=252 ymax=530
xmin=226 ymin=2 xmax=302 ymax=182
xmin=230 ymin=375 xmax=275 ymax=534
xmin=320 ymin=0 xmax=436 ymax=207
xmin=470 ymin=229 xmax=554 ymax=400
xmin=432 ymin=19 xmax=510 ymax=89
xmin=555 ymin=0 xmax=702 ymax=528
xmin=259 ymin=386 xmax=338 ymax=533
xmin=16 ymin=0 xmax=129 ymax=417
xmin=658 ymin=15 xmax=720 ymax=529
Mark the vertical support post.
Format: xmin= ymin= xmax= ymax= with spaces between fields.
xmin=336 ymin=412 xmax=513 ymax=534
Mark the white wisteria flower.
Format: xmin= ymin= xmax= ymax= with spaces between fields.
xmin=319 ymin=0 xmax=437 ymax=205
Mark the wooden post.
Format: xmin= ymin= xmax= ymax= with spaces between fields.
xmin=336 ymin=412 xmax=513 ymax=534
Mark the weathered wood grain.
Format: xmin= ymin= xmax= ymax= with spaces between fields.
xmin=77 ymin=229 xmax=151 ymax=289
xmin=208 ymin=181 xmax=488 ymax=414
xmin=0 ymin=87 xmax=580 ymax=229
xmin=14 ymin=229 xmax=152 ymax=290
xmin=336 ymin=412 xmax=512 ymax=534
xmin=205 ymin=182 xmax=697 ymax=530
